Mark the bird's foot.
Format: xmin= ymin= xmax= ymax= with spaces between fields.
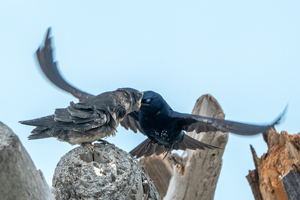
xmin=168 ymin=154 xmax=179 ymax=164
xmin=168 ymin=153 xmax=185 ymax=175
xmin=82 ymin=143 xmax=97 ymax=153
xmin=98 ymin=139 xmax=114 ymax=146
xmin=163 ymin=150 xmax=171 ymax=160
xmin=162 ymin=146 xmax=173 ymax=159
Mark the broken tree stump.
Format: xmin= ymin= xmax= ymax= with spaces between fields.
xmin=140 ymin=94 xmax=229 ymax=200
xmin=0 ymin=122 xmax=54 ymax=200
xmin=247 ymin=129 xmax=300 ymax=200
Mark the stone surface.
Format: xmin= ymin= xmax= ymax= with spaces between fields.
xmin=0 ymin=121 xmax=54 ymax=200
xmin=52 ymin=143 xmax=160 ymax=200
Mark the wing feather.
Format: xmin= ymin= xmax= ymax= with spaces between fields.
xmin=171 ymin=106 xmax=287 ymax=136
xmin=120 ymin=112 xmax=144 ymax=134
xmin=36 ymin=27 xmax=94 ymax=102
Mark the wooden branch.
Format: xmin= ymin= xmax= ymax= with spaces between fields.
xmin=140 ymin=94 xmax=228 ymax=200
xmin=247 ymin=129 xmax=300 ymax=200
xmin=246 ymin=170 xmax=263 ymax=200
xmin=0 ymin=122 xmax=54 ymax=200
xmin=140 ymin=154 xmax=173 ymax=198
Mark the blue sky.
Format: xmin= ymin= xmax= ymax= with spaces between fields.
xmin=1 ymin=1 xmax=299 ymax=199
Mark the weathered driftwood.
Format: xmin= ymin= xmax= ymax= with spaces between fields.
xmin=246 ymin=167 xmax=263 ymax=200
xmin=140 ymin=154 xmax=173 ymax=198
xmin=140 ymin=94 xmax=229 ymax=200
xmin=52 ymin=143 xmax=160 ymax=200
xmin=247 ymin=129 xmax=300 ymax=200
xmin=0 ymin=122 xmax=54 ymax=200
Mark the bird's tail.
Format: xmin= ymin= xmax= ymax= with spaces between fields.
xmin=27 ymin=129 xmax=51 ymax=140
xmin=130 ymin=134 xmax=218 ymax=158
xmin=19 ymin=116 xmax=55 ymax=140
xmin=19 ymin=115 xmax=55 ymax=127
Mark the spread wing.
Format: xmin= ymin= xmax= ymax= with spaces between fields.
xmin=171 ymin=106 xmax=287 ymax=135
xmin=36 ymin=28 xmax=141 ymax=133
xmin=36 ymin=27 xmax=94 ymax=102
xmin=120 ymin=111 xmax=144 ymax=134
xmin=130 ymin=134 xmax=217 ymax=158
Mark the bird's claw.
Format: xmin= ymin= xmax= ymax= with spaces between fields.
xmin=98 ymin=139 xmax=114 ymax=146
xmin=82 ymin=143 xmax=97 ymax=153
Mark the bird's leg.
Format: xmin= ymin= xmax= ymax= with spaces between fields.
xmin=81 ymin=142 xmax=96 ymax=153
xmin=168 ymin=153 xmax=185 ymax=175
xmin=163 ymin=149 xmax=171 ymax=160
xmin=163 ymin=145 xmax=173 ymax=159
xmin=169 ymin=154 xmax=180 ymax=165
xmin=97 ymin=139 xmax=114 ymax=146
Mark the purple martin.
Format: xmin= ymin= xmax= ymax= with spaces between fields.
xmin=121 ymin=91 xmax=286 ymax=158
xmin=20 ymin=28 xmax=143 ymax=150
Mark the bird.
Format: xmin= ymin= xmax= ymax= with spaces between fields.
xmin=30 ymin=27 xmax=286 ymax=158
xmin=19 ymin=28 xmax=143 ymax=151
xmin=121 ymin=91 xmax=286 ymax=158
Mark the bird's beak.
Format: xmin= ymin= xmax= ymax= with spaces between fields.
xmin=138 ymin=92 xmax=144 ymax=108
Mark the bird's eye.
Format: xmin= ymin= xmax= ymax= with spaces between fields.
xmin=142 ymin=98 xmax=152 ymax=104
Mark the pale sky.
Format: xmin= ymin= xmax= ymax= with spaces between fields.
xmin=1 ymin=1 xmax=299 ymax=199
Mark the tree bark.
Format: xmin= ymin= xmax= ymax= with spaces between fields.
xmin=140 ymin=94 xmax=228 ymax=200
xmin=247 ymin=129 xmax=300 ymax=200
xmin=0 ymin=122 xmax=54 ymax=200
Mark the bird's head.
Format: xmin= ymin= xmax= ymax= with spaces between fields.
xmin=116 ymin=88 xmax=143 ymax=113
xmin=140 ymin=91 xmax=170 ymax=113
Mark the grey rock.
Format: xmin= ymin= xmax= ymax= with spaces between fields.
xmin=0 ymin=122 xmax=54 ymax=200
xmin=52 ymin=143 xmax=160 ymax=200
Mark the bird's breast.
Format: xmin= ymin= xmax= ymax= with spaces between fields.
xmin=149 ymin=128 xmax=183 ymax=146
xmin=139 ymin=110 xmax=183 ymax=145
xmin=153 ymin=129 xmax=168 ymax=140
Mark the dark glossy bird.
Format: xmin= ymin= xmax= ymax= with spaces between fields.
xmin=20 ymin=28 xmax=143 ymax=149
xmin=121 ymin=91 xmax=286 ymax=158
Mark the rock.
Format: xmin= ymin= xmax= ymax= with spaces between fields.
xmin=52 ymin=143 xmax=160 ymax=200
xmin=0 ymin=122 xmax=54 ymax=200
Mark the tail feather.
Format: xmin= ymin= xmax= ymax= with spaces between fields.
xmin=20 ymin=116 xmax=56 ymax=140
xmin=31 ymin=126 xmax=48 ymax=133
xmin=28 ymin=130 xmax=51 ymax=140
xmin=19 ymin=115 xmax=55 ymax=127
xmin=177 ymin=134 xmax=217 ymax=150
xmin=130 ymin=134 xmax=219 ymax=158
xmin=129 ymin=138 xmax=151 ymax=158
xmin=154 ymin=145 xmax=166 ymax=156
xmin=144 ymin=143 xmax=157 ymax=157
